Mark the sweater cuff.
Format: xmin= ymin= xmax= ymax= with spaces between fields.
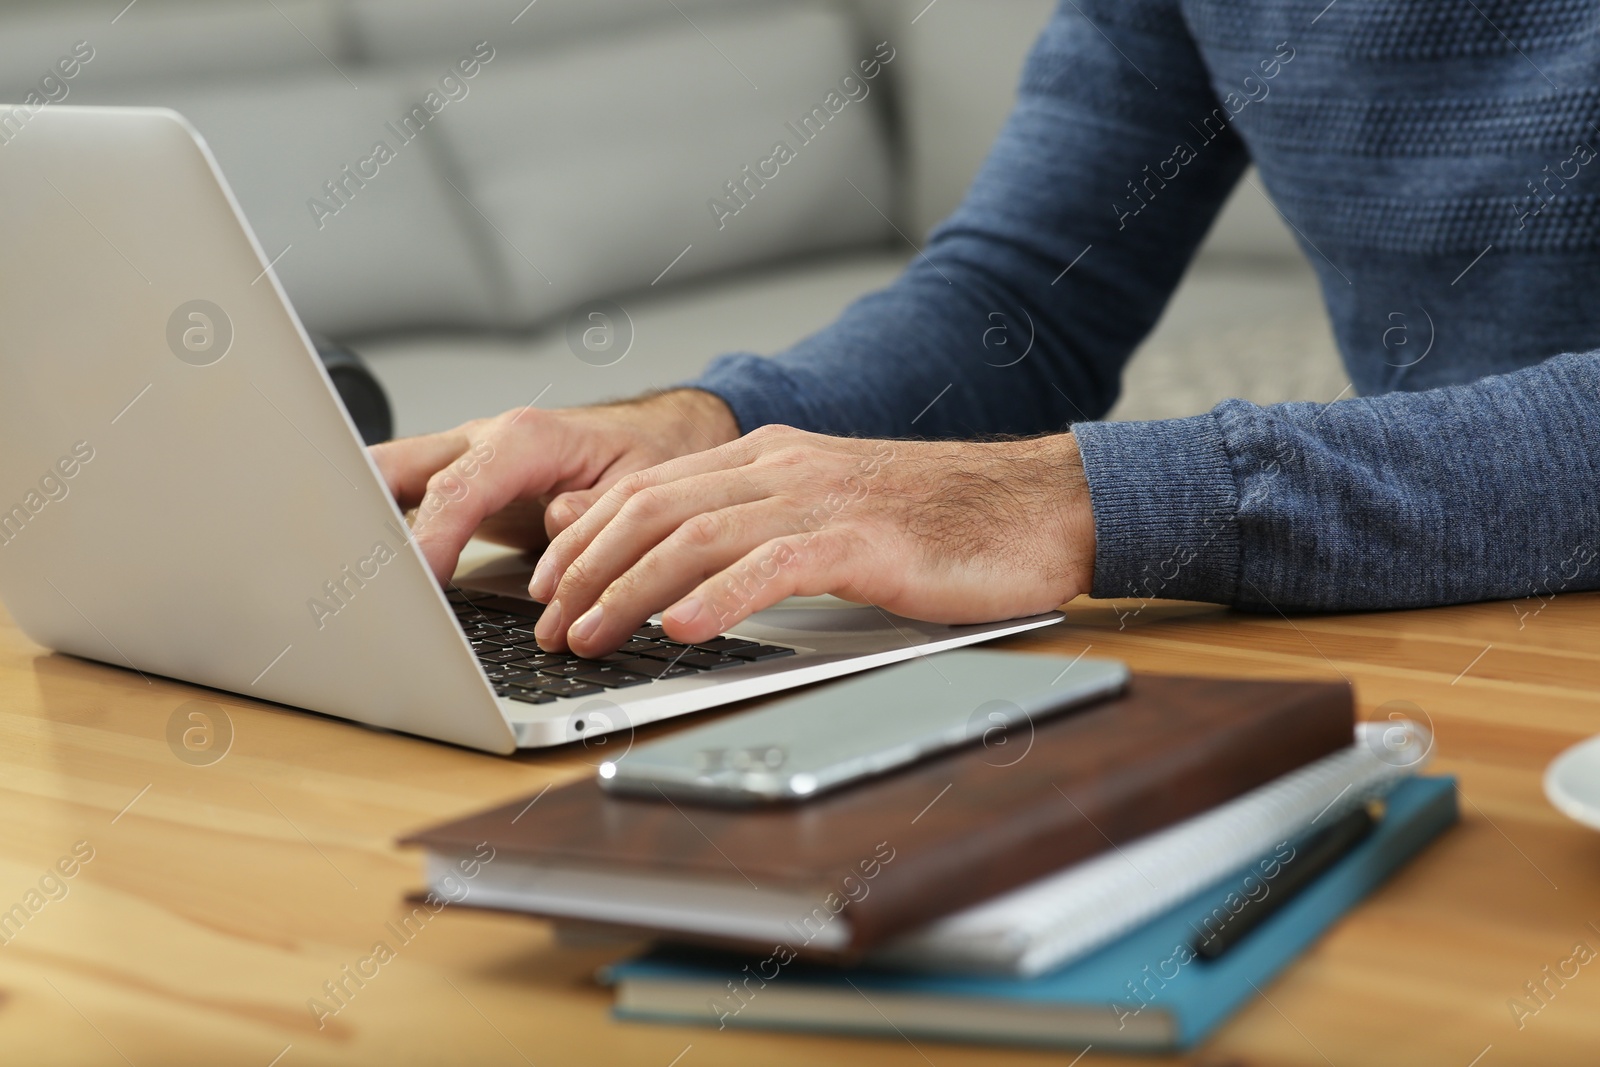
xmin=679 ymin=353 xmax=819 ymax=436
xmin=1072 ymin=412 xmax=1242 ymax=605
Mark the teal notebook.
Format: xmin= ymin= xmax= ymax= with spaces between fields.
xmin=605 ymin=775 xmax=1458 ymax=1052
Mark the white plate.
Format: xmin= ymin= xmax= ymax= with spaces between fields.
xmin=1544 ymin=735 xmax=1600 ymax=830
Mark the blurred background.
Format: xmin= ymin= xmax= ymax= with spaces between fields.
xmin=3 ymin=0 xmax=1347 ymax=437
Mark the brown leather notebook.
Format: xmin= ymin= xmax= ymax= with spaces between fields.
xmin=401 ymin=674 xmax=1352 ymax=959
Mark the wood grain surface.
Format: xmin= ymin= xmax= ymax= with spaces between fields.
xmin=2 ymin=586 xmax=1597 ymax=1067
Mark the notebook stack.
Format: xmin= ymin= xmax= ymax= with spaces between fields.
xmin=401 ymin=662 xmax=1455 ymax=1053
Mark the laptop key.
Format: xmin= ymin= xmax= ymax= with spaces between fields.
xmin=480 ymin=634 xmax=522 ymax=648
xmin=726 ymin=643 xmax=797 ymax=661
xmin=479 ymin=648 xmax=525 ymax=663
xmin=473 ymin=602 xmax=544 ymax=624
xmin=618 ymin=637 xmax=667 ymax=655
xmin=572 ymin=668 xmax=651 ymax=689
xmin=537 ymin=662 xmax=584 ymax=677
xmin=503 ymin=688 xmax=557 ymax=705
xmin=508 ymin=655 xmax=565 ymax=671
xmin=489 ymin=670 xmax=545 ymax=685
xmin=608 ymin=657 xmax=696 ymax=679
xmin=634 ymin=644 xmax=694 ymax=662
xmin=693 ymin=637 xmax=756 ymax=655
xmin=529 ymin=677 xmax=604 ymax=698
xmin=675 ymin=652 xmax=745 ymax=671
xmin=539 ymin=660 xmax=612 ymax=677
xmin=632 ymin=625 xmax=668 ymax=641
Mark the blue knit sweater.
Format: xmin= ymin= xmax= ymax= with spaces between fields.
xmin=690 ymin=0 xmax=1600 ymax=614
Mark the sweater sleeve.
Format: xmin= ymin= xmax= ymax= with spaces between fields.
xmin=686 ymin=0 xmax=1250 ymax=439
xmin=1074 ymin=350 xmax=1600 ymax=612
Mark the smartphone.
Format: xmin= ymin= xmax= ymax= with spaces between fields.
xmin=598 ymin=649 xmax=1128 ymax=804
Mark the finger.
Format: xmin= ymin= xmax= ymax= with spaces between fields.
xmin=543 ymin=431 xmax=721 ymax=541
xmin=409 ymin=448 xmax=542 ymax=583
xmin=543 ymin=442 xmax=695 ymax=542
xmin=369 ymin=429 xmax=471 ymax=509
xmin=532 ymin=470 xmax=772 ymax=650
xmin=560 ymin=500 xmax=806 ymax=657
xmin=661 ymin=530 xmax=858 ymax=645
xmin=530 ymin=454 xmax=770 ymax=606
xmin=405 ymin=418 xmax=581 ymax=582
xmin=532 ymin=425 xmax=838 ymax=605
xmin=541 ymin=424 xmax=811 ymax=567
xmin=544 ymin=487 xmax=603 ymax=539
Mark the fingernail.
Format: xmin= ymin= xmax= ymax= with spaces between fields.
xmin=529 ymin=556 xmax=557 ymax=601
xmin=569 ymin=603 xmax=604 ymax=645
xmin=535 ymin=599 xmax=563 ymax=645
xmin=664 ymin=597 xmax=704 ymax=629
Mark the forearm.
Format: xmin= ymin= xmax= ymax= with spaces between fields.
xmin=1075 ymin=351 xmax=1600 ymax=614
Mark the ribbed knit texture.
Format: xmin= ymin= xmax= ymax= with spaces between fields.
xmin=689 ymin=0 xmax=1600 ymax=611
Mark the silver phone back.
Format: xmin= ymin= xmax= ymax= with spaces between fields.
xmin=600 ymin=650 xmax=1129 ymax=803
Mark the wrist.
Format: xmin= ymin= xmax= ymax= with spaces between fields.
xmin=1058 ymin=433 xmax=1097 ymax=595
xmin=1007 ymin=433 xmax=1097 ymax=602
xmin=614 ymin=388 xmax=741 ymax=459
xmin=665 ymin=388 xmax=741 ymax=449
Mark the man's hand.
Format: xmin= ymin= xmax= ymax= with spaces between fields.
xmin=370 ymin=389 xmax=740 ymax=582
xmin=528 ymin=426 xmax=1097 ymax=657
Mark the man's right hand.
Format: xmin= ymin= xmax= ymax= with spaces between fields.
xmin=369 ymin=388 xmax=740 ymax=583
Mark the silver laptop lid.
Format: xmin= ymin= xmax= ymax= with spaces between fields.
xmin=0 ymin=106 xmax=516 ymax=753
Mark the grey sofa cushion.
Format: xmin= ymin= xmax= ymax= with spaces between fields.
xmin=5 ymin=1 xmax=895 ymax=336
xmin=343 ymin=0 xmax=738 ymax=63
xmin=895 ymin=0 xmax=1057 ymax=239
xmin=364 ymin=250 xmax=912 ymax=436
xmin=432 ymin=3 xmax=896 ymax=326
xmin=0 ymin=1 xmax=343 ymax=98
xmin=122 ymin=73 xmax=503 ymax=335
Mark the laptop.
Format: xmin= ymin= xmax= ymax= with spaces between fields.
xmin=0 ymin=105 xmax=1063 ymax=753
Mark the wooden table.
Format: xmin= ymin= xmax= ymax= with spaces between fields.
xmin=3 ymin=583 xmax=1598 ymax=1067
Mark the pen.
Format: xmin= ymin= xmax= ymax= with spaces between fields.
xmin=1192 ymin=803 xmax=1379 ymax=961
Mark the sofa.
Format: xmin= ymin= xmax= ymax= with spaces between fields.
xmin=2 ymin=0 xmax=1348 ymax=437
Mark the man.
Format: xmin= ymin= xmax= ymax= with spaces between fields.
xmin=373 ymin=0 xmax=1600 ymax=659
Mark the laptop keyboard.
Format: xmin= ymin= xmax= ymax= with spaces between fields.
xmin=447 ymin=589 xmax=795 ymax=705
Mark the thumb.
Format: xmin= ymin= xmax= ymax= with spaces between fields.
xmin=545 ymin=488 xmax=603 ymax=538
